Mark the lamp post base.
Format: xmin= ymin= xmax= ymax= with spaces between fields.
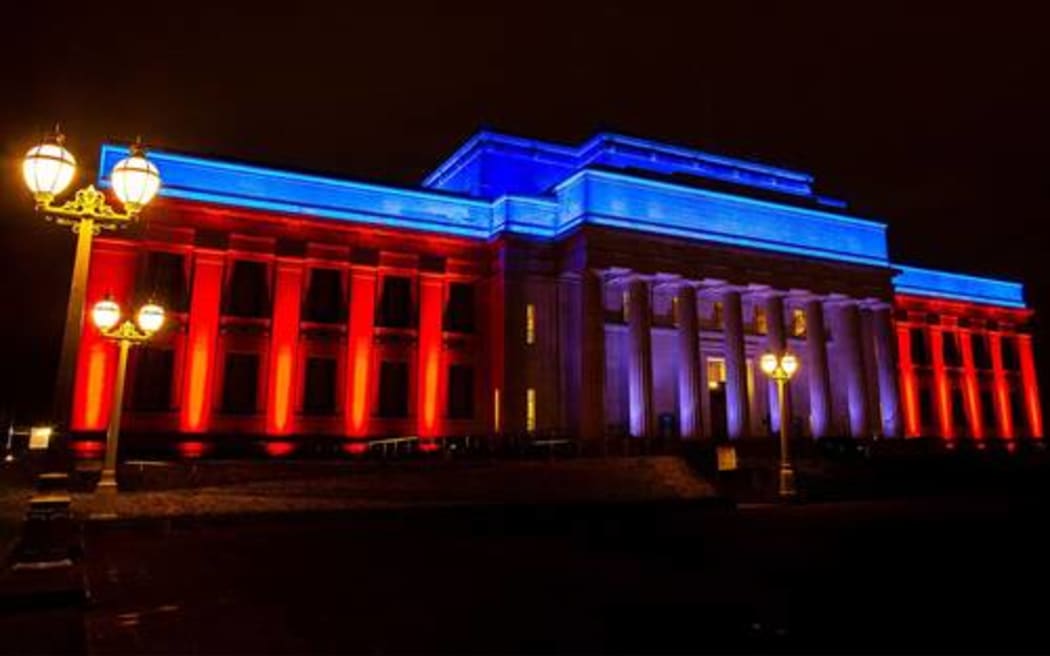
xmin=778 ymin=462 xmax=798 ymax=500
xmin=96 ymin=468 xmax=118 ymax=493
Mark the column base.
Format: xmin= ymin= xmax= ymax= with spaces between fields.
xmin=778 ymin=463 xmax=798 ymax=499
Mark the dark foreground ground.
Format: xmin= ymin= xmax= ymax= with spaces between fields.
xmin=5 ymin=490 xmax=1050 ymax=655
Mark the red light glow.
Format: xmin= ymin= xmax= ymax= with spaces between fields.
xmin=177 ymin=440 xmax=209 ymax=459
xmin=263 ymin=440 xmax=296 ymax=457
xmin=180 ymin=254 xmax=224 ymax=433
xmin=346 ymin=268 xmax=376 ymax=436
xmin=417 ymin=275 xmax=445 ymax=437
xmin=266 ymin=262 xmax=302 ymax=435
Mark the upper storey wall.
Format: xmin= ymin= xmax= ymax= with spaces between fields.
xmin=98 ymin=141 xmax=1027 ymax=308
xmin=422 ymin=131 xmax=823 ymax=201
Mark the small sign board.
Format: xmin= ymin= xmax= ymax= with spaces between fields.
xmin=28 ymin=427 xmax=53 ymax=451
xmin=716 ymin=444 xmax=738 ymax=471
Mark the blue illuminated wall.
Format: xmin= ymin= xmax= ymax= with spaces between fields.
xmin=423 ymin=131 xmax=826 ymax=201
xmin=98 ymin=136 xmax=1028 ymax=308
xmin=893 ymin=265 xmax=1026 ymax=308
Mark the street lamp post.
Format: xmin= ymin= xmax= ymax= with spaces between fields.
xmin=760 ymin=350 xmax=800 ymax=499
xmin=90 ymin=300 xmax=165 ymax=494
xmin=22 ymin=129 xmax=161 ymax=437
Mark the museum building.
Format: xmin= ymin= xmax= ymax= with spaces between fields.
xmin=69 ymin=131 xmax=1043 ymax=454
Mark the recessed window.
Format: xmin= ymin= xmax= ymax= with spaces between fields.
xmin=447 ymin=365 xmax=474 ymax=419
xmin=526 ymin=304 xmax=536 ymax=345
xmin=972 ymin=333 xmax=992 ymax=370
xmin=302 ymin=357 xmax=337 ymax=415
xmin=791 ymin=308 xmax=806 ymax=337
xmin=225 ymin=260 xmax=271 ymax=318
xmin=303 ymin=268 xmax=344 ymax=323
xmin=132 ymin=348 xmax=174 ymax=411
xmin=754 ymin=307 xmax=768 ymax=335
xmin=377 ymin=361 xmax=410 ymax=418
xmin=222 ymin=353 xmax=260 ymax=415
xmin=138 ymin=251 xmax=188 ymax=312
xmin=377 ymin=276 xmax=413 ymax=328
xmin=712 ymin=302 xmax=724 ymax=329
xmin=1001 ymin=338 xmax=1020 ymax=371
xmin=943 ymin=332 xmax=962 ymax=367
xmin=910 ymin=328 xmax=930 ymax=366
xmin=526 ymin=388 xmax=536 ymax=432
xmin=707 ymin=357 xmax=727 ymax=390
xmin=444 ymin=283 xmax=475 ymax=333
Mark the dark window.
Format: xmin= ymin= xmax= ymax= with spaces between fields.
xmin=377 ymin=276 xmax=413 ymax=328
xmin=980 ymin=389 xmax=997 ymax=431
xmin=918 ymin=385 xmax=935 ymax=431
xmin=910 ymin=328 xmax=930 ymax=366
xmin=972 ymin=334 xmax=992 ymax=370
xmin=444 ymin=283 xmax=475 ymax=333
xmin=225 ymin=260 xmax=271 ymax=318
xmin=951 ymin=385 xmax=968 ymax=432
xmin=138 ymin=252 xmax=188 ymax=311
xmin=303 ymin=269 xmax=344 ymax=323
xmin=132 ymin=348 xmax=174 ymax=411
xmin=378 ymin=361 xmax=409 ymax=418
xmin=1010 ymin=385 xmax=1027 ymax=434
xmin=222 ymin=353 xmax=259 ymax=415
xmin=447 ymin=365 xmax=474 ymax=419
xmin=302 ymin=357 xmax=337 ymax=415
xmin=1001 ymin=338 xmax=1020 ymax=371
xmin=943 ymin=333 xmax=962 ymax=367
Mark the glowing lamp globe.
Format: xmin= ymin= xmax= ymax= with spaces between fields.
xmin=760 ymin=352 xmax=778 ymax=376
xmin=136 ymin=303 xmax=165 ymax=333
xmin=23 ymin=142 xmax=76 ymax=198
xmin=92 ymin=299 xmax=122 ymax=331
xmin=110 ymin=151 xmax=160 ymax=210
xmin=781 ymin=353 xmax=799 ymax=378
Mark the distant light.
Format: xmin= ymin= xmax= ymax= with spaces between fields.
xmin=91 ymin=299 xmax=121 ymax=331
xmin=23 ymin=141 xmax=76 ymax=198
xmin=110 ymin=148 xmax=161 ymax=210
xmin=136 ymin=303 xmax=165 ymax=333
xmin=28 ymin=426 xmax=53 ymax=450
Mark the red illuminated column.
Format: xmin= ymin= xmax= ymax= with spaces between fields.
xmin=928 ymin=326 xmax=953 ymax=439
xmin=71 ymin=242 xmax=137 ymax=431
xmin=1017 ymin=334 xmax=1043 ymax=438
xmin=179 ymin=251 xmax=224 ymax=433
xmin=417 ymin=273 xmax=446 ymax=437
xmin=345 ymin=266 xmax=377 ymax=437
xmin=896 ymin=325 xmax=921 ymax=437
xmin=266 ymin=259 xmax=303 ymax=435
xmin=958 ymin=330 xmax=983 ymax=439
xmin=989 ymin=333 xmax=1014 ymax=439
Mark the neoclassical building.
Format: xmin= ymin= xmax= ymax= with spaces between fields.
xmin=69 ymin=131 xmax=1043 ymax=455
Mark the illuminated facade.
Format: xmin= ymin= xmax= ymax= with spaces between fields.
xmin=69 ymin=131 xmax=1043 ymax=455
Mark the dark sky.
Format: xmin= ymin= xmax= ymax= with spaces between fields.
xmin=2 ymin=1 xmax=1048 ymax=423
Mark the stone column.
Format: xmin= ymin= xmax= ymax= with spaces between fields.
xmin=722 ymin=289 xmax=749 ymax=439
xmin=765 ymin=294 xmax=786 ymax=433
xmin=871 ymin=305 xmax=903 ymax=438
xmin=835 ymin=301 xmax=870 ymax=438
xmin=675 ymin=283 xmax=702 ymax=439
xmin=266 ymin=258 xmax=304 ymax=435
xmin=859 ymin=307 xmax=882 ymax=436
xmin=1017 ymin=334 xmax=1044 ymax=438
xmin=626 ymin=277 xmax=653 ymax=438
xmin=928 ymin=326 xmax=953 ymax=439
xmin=805 ymin=299 xmax=832 ymax=438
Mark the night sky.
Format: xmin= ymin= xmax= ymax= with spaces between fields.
xmin=1 ymin=2 xmax=1047 ymax=424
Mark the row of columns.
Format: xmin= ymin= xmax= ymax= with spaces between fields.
xmin=897 ymin=321 xmax=1043 ymax=439
xmin=620 ymin=276 xmax=902 ymax=440
xmin=75 ymin=245 xmax=457 ymax=438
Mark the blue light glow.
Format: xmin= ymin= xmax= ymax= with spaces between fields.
xmin=894 ymin=265 xmax=1026 ymax=308
xmin=424 ymin=130 xmax=818 ymax=200
xmin=554 ymin=170 xmax=888 ymax=266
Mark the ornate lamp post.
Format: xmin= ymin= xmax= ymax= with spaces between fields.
xmin=22 ymin=129 xmax=161 ymax=434
xmin=90 ymin=299 xmax=165 ymax=493
xmin=760 ymin=350 xmax=800 ymax=499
